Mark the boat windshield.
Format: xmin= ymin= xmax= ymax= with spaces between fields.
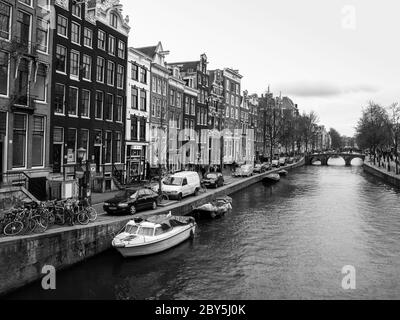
xmin=137 ymin=227 xmax=155 ymax=236
xmin=125 ymin=225 xmax=138 ymax=234
xmin=163 ymin=177 xmax=183 ymax=186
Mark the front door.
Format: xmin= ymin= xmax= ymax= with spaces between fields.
xmin=53 ymin=144 xmax=63 ymax=174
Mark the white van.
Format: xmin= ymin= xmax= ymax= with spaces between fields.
xmin=161 ymin=171 xmax=201 ymax=201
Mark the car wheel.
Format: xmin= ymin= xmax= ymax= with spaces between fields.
xmin=177 ymin=193 xmax=183 ymax=201
xmin=194 ymin=188 xmax=199 ymax=196
xmin=152 ymin=201 xmax=157 ymax=210
xmin=130 ymin=205 xmax=136 ymax=215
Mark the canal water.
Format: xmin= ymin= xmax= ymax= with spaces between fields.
xmin=7 ymin=159 xmax=400 ymax=299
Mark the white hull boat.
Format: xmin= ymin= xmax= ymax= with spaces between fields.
xmin=112 ymin=214 xmax=196 ymax=258
xmin=264 ymin=173 xmax=281 ymax=182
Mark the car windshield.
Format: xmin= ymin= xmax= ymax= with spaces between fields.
xmin=125 ymin=225 xmax=138 ymax=234
xmin=164 ymin=177 xmax=183 ymax=186
xmin=137 ymin=227 xmax=155 ymax=236
xmin=116 ymin=190 xmax=137 ymax=198
xmin=206 ymin=174 xmax=218 ymax=179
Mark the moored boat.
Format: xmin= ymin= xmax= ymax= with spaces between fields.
xmin=263 ymin=173 xmax=281 ymax=182
xmin=112 ymin=213 xmax=196 ymax=257
xmin=192 ymin=196 xmax=233 ymax=219
xmin=278 ymin=169 xmax=288 ymax=176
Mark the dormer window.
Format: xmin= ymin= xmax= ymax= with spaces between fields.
xmin=110 ymin=12 xmax=118 ymax=28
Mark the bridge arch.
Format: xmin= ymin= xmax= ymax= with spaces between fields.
xmin=306 ymin=153 xmax=365 ymax=166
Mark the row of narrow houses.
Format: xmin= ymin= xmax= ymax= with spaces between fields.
xmin=1 ymin=0 xmax=319 ymax=202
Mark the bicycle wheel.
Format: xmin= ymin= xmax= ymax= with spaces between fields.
xmin=4 ymin=221 xmax=24 ymax=236
xmin=55 ymin=213 xmax=65 ymax=226
xmin=33 ymin=217 xmax=47 ymax=233
xmin=47 ymin=210 xmax=56 ymax=226
xmin=86 ymin=207 xmax=98 ymax=222
xmin=77 ymin=211 xmax=90 ymax=225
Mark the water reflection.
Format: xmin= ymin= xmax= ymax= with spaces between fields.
xmin=6 ymin=165 xmax=400 ymax=300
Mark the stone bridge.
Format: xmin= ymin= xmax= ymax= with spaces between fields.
xmin=305 ymin=153 xmax=366 ymax=166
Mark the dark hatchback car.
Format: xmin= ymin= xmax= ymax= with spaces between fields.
xmin=202 ymin=173 xmax=224 ymax=188
xmin=103 ymin=188 xmax=159 ymax=215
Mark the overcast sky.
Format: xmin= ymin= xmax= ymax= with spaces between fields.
xmin=119 ymin=0 xmax=400 ymax=136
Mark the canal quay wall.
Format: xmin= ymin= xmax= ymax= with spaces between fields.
xmin=0 ymin=158 xmax=305 ymax=296
xmin=363 ymin=162 xmax=400 ymax=188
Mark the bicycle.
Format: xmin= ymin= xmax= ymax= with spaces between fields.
xmin=3 ymin=208 xmax=25 ymax=236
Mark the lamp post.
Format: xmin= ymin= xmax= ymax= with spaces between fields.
xmin=77 ymin=147 xmax=91 ymax=203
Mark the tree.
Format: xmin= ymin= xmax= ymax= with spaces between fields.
xmin=387 ymin=102 xmax=400 ymax=173
xmin=329 ymin=128 xmax=343 ymax=150
xmin=259 ymin=93 xmax=282 ymax=163
xmin=355 ymin=101 xmax=391 ymax=162
xmin=299 ymin=111 xmax=319 ymax=153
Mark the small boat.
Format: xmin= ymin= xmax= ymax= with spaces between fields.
xmin=278 ymin=169 xmax=288 ymax=176
xmin=112 ymin=213 xmax=196 ymax=257
xmin=264 ymin=173 xmax=281 ymax=182
xmin=192 ymin=196 xmax=233 ymax=219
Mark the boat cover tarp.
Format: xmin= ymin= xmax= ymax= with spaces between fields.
xmin=145 ymin=214 xmax=195 ymax=229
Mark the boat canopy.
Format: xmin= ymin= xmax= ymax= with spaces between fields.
xmin=145 ymin=214 xmax=195 ymax=230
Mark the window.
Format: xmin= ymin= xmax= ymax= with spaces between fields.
xmin=108 ymin=35 xmax=115 ymax=55
xmin=116 ymin=65 xmax=124 ymax=88
xmin=82 ymin=55 xmax=91 ymax=80
xmin=105 ymin=94 xmax=113 ymax=121
xmin=71 ymin=22 xmax=80 ymax=45
xmin=15 ymin=58 xmax=28 ymax=105
xmin=68 ymin=87 xmax=78 ymax=116
xmin=104 ymin=131 xmax=112 ymax=164
xmin=81 ymin=89 xmax=90 ymax=118
xmin=95 ymin=91 xmax=103 ymax=119
xmin=56 ymin=15 xmax=68 ymax=37
xmin=96 ymin=57 xmax=105 ymax=82
xmin=80 ymin=129 xmax=89 ymax=161
xmin=131 ymin=116 xmax=137 ymax=140
xmin=156 ymin=99 xmax=161 ymax=117
xmin=98 ymin=30 xmax=105 ymax=50
xmin=151 ymin=98 xmax=156 ymax=117
xmin=185 ymin=97 xmax=189 ymax=114
xmin=16 ymin=11 xmax=31 ymax=47
xmin=157 ymin=79 xmax=161 ymax=94
xmin=107 ymin=61 xmax=115 ymax=86
xmin=12 ymin=114 xmax=27 ymax=168
xmin=110 ymin=12 xmax=118 ymax=28
xmin=131 ymin=87 xmax=138 ymax=109
xmin=70 ymin=51 xmax=80 ymax=78
xmin=66 ymin=128 xmax=77 ymax=164
xmin=84 ymin=28 xmax=92 ymax=47
xmin=170 ymin=89 xmax=175 ymax=106
xmin=36 ymin=18 xmax=49 ymax=52
xmin=151 ymin=76 xmax=156 ymax=92
xmin=0 ymin=51 xmax=9 ymax=95
xmin=0 ymin=2 xmax=11 ymax=40
xmin=72 ymin=3 xmax=81 ymax=18
xmin=55 ymin=45 xmax=67 ymax=73
xmin=118 ymin=41 xmax=125 ymax=59
xmin=131 ymin=64 xmax=138 ymax=80
xmin=54 ymin=83 xmax=65 ymax=114
xmin=140 ymin=90 xmax=146 ymax=111
xmin=32 ymin=116 xmax=45 ymax=167
xmin=32 ymin=64 xmax=47 ymax=102
xmin=140 ymin=118 xmax=146 ymax=141
xmin=140 ymin=67 xmax=147 ymax=84
xmin=115 ymin=132 xmax=121 ymax=163
xmin=177 ymin=93 xmax=182 ymax=108
xmin=116 ymin=96 xmax=123 ymax=122
xmin=191 ymin=98 xmax=195 ymax=115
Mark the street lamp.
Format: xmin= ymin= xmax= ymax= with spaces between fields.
xmin=77 ymin=147 xmax=91 ymax=203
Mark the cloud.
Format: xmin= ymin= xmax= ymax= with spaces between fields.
xmin=275 ymin=81 xmax=379 ymax=98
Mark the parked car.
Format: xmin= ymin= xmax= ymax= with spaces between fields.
xmin=254 ymin=164 xmax=263 ymax=174
xmin=160 ymin=171 xmax=201 ymax=201
xmin=103 ymin=188 xmax=159 ymax=215
xmin=262 ymin=163 xmax=272 ymax=171
xmin=202 ymin=172 xmax=224 ymax=188
xmin=279 ymin=157 xmax=287 ymax=166
xmin=239 ymin=164 xmax=254 ymax=177
xmin=271 ymin=159 xmax=280 ymax=168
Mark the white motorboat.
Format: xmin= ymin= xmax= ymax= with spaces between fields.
xmin=264 ymin=173 xmax=281 ymax=182
xmin=112 ymin=213 xmax=196 ymax=258
xmin=278 ymin=169 xmax=288 ymax=176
